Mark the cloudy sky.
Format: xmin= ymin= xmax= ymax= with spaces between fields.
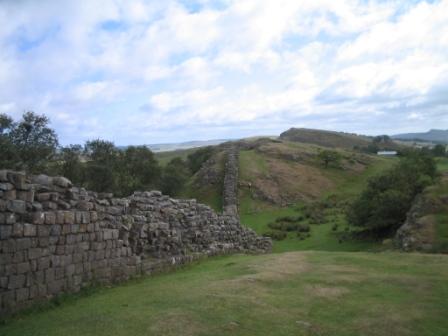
xmin=0 ymin=0 xmax=447 ymax=145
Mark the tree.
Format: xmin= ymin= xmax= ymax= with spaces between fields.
xmin=83 ymin=140 xmax=119 ymax=193
xmin=432 ymin=144 xmax=446 ymax=157
xmin=59 ymin=145 xmax=84 ymax=185
xmin=118 ymin=146 xmax=161 ymax=195
xmin=160 ymin=158 xmax=189 ymax=196
xmin=348 ymin=151 xmax=436 ymax=237
xmin=187 ymin=146 xmax=214 ymax=174
xmin=0 ymin=114 xmax=17 ymax=169
xmin=7 ymin=112 xmax=59 ymax=172
xmin=318 ymin=150 xmax=342 ymax=168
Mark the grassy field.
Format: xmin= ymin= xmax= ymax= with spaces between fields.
xmin=436 ymin=157 xmax=448 ymax=173
xmin=154 ymin=148 xmax=197 ymax=166
xmin=239 ymin=151 xmax=397 ymax=253
xmin=2 ymin=251 xmax=448 ymax=336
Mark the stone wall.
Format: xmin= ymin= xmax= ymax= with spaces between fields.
xmin=0 ymin=170 xmax=271 ymax=315
xmin=222 ymin=146 xmax=239 ymax=217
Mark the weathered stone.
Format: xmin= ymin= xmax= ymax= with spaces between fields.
xmin=23 ymin=223 xmax=37 ymax=237
xmin=53 ymin=176 xmax=72 ymax=188
xmin=7 ymin=200 xmax=26 ymax=213
xmin=45 ymin=212 xmax=56 ymax=225
xmin=7 ymin=171 xmax=26 ymax=190
xmin=0 ymin=225 xmax=12 ymax=240
xmin=32 ymin=212 xmax=45 ymax=225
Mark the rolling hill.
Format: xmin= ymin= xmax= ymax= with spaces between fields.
xmin=392 ymin=129 xmax=448 ymax=143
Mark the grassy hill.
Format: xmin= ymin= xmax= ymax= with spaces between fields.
xmin=279 ymin=128 xmax=371 ymax=149
xmin=3 ymin=251 xmax=448 ymax=336
xmin=237 ymin=139 xmax=397 ymax=252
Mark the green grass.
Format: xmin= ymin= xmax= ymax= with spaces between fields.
xmin=436 ymin=157 xmax=448 ymax=173
xmin=155 ymin=148 xmax=197 ymax=166
xmin=2 ymin=251 xmax=448 ymax=336
xmin=180 ymin=181 xmax=222 ymax=212
xmin=239 ymin=150 xmax=269 ymax=180
xmin=240 ymin=156 xmax=396 ymax=253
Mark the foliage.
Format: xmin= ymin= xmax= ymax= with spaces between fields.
xmin=187 ymin=146 xmax=214 ymax=174
xmin=262 ymin=230 xmax=287 ymax=240
xmin=318 ymin=149 xmax=342 ymax=168
xmin=432 ymin=144 xmax=446 ymax=157
xmin=58 ymin=145 xmax=84 ymax=185
xmin=0 ymin=112 xmax=58 ymax=172
xmin=160 ymin=158 xmax=190 ymax=196
xmin=348 ymin=151 xmax=437 ymax=237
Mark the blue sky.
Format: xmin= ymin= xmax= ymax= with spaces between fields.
xmin=0 ymin=0 xmax=447 ymax=145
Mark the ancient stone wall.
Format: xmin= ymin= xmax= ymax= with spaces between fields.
xmin=0 ymin=170 xmax=271 ymax=315
xmin=222 ymin=146 xmax=239 ymax=217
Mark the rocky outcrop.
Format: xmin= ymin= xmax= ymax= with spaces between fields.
xmin=395 ymin=194 xmax=437 ymax=252
xmin=0 ymin=170 xmax=271 ymax=315
xmin=395 ymin=176 xmax=448 ymax=252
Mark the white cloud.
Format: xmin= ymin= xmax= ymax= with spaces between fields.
xmin=0 ymin=0 xmax=447 ymax=144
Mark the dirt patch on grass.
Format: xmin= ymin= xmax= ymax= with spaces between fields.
xmin=306 ymin=285 xmax=350 ymax=299
xmin=149 ymin=312 xmax=205 ymax=336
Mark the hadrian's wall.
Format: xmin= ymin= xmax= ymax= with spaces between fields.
xmin=0 ymin=170 xmax=271 ymax=315
xmin=222 ymin=145 xmax=239 ymax=217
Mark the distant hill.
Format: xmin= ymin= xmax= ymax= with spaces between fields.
xmin=392 ymin=129 xmax=448 ymax=143
xmin=118 ymin=139 xmax=231 ymax=152
xmin=279 ymin=128 xmax=371 ymax=149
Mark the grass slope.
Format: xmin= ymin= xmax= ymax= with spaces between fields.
xmin=2 ymin=251 xmax=448 ymax=336
xmin=239 ymin=143 xmax=396 ymax=252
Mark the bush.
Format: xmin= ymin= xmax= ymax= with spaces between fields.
xmin=262 ymin=230 xmax=287 ymax=241
xmin=348 ymin=151 xmax=436 ymax=237
xmin=297 ymin=224 xmax=310 ymax=233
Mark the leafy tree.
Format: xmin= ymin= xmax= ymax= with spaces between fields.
xmin=83 ymin=140 xmax=119 ymax=193
xmin=348 ymin=151 xmax=436 ymax=237
xmin=7 ymin=112 xmax=58 ymax=172
xmin=0 ymin=114 xmax=17 ymax=169
xmin=187 ymin=146 xmax=214 ymax=174
xmin=59 ymin=145 xmax=84 ymax=185
xmin=118 ymin=146 xmax=161 ymax=195
xmin=318 ymin=150 xmax=342 ymax=168
xmin=432 ymin=144 xmax=446 ymax=157
xmin=160 ymin=158 xmax=189 ymax=196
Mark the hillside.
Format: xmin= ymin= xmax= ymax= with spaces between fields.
xmin=3 ymin=251 xmax=448 ymax=336
xmin=279 ymin=128 xmax=371 ymax=149
xmin=392 ymin=129 xmax=448 ymax=143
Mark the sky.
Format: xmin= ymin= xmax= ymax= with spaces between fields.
xmin=0 ymin=0 xmax=447 ymax=145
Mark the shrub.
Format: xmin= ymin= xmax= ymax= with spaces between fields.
xmin=262 ymin=230 xmax=287 ymax=241
xmin=297 ymin=224 xmax=310 ymax=233
xmin=348 ymin=151 xmax=436 ymax=237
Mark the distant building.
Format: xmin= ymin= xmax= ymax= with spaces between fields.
xmin=377 ymin=151 xmax=397 ymax=156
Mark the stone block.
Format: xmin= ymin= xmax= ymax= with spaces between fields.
xmin=4 ymin=189 xmax=16 ymax=200
xmin=64 ymin=211 xmax=75 ymax=225
xmin=7 ymin=171 xmax=26 ymax=190
xmin=8 ymin=274 xmax=26 ymax=289
xmin=53 ymin=176 xmax=72 ymax=188
xmin=16 ymin=287 xmax=30 ymax=302
xmin=28 ymin=248 xmax=41 ymax=260
xmin=32 ymin=212 xmax=45 ymax=225
xmin=16 ymin=262 xmax=30 ymax=274
xmin=38 ymin=256 xmax=50 ymax=270
xmin=23 ymin=223 xmax=37 ymax=237
xmin=17 ymin=190 xmax=35 ymax=203
xmin=7 ymin=200 xmax=26 ymax=213
xmin=38 ymin=237 xmax=50 ymax=247
xmin=0 ymin=225 xmax=12 ymax=240
xmin=47 ymin=279 xmax=64 ymax=295
xmin=38 ymin=225 xmax=50 ymax=237
xmin=50 ymin=225 xmax=61 ymax=236
xmin=0 ymin=182 xmax=14 ymax=191
xmin=16 ymin=238 xmax=32 ymax=250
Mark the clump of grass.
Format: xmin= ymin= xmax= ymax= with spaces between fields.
xmin=262 ymin=230 xmax=287 ymax=241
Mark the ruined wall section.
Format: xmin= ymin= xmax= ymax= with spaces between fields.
xmin=222 ymin=145 xmax=239 ymax=217
xmin=0 ymin=170 xmax=271 ymax=315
